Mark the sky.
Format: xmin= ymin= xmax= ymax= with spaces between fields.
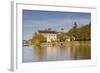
xmin=23 ymin=10 xmax=91 ymax=40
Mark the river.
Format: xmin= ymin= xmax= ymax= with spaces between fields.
xmin=22 ymin=42 xmax=91 ymax=62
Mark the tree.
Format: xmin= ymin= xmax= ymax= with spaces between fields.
xmin=73 ymin=22 xmax=78 ymax=29
xmin=31 ymin=33 xmax=46 ymax=46
xmin=68 ymin=22 xmax=78 ymax=41
xmin=67 ymin=22 xmax=91 ymax=41
xmin=58 ymin=32 xmax=66 ymax=42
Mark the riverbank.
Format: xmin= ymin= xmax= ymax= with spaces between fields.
xmin=39 ymin=41 xmax=90 ymax=47
xmin=64 ymin=41 xmax=90 ymax=46
xmin=23 ymin=40 xmax=90 ymax=47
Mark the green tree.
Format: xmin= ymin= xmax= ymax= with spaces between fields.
xmin=67 ymin=22 xmax=91 ymax=41
xmin=67 ymin=22 xmax=78 ymax=41
xmin=58 ymin=32 xmax=66 ymax=42
xmin=73 ymin=22 xmax=78 ymax=29
xmin=73 ymin=22 xmax=78 ymax=36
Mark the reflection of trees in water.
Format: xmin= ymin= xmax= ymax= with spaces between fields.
xmin=31 ymin=42 xmax=91 ymax=61
xmin=32 ymin=45 xmax=47 ymax=61
xmin=32 ymin=45 xmax=59 ymax=61
xmin=68 ymin=45 xmax=91 ymax=60
xmin=63 ymin=41 xmax=91 ymax=60
xmin=58 ymin=42 xmax=91 ymax=60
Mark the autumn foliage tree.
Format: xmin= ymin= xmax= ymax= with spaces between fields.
xmin=31 ymin=32 xmax=46 ymax=46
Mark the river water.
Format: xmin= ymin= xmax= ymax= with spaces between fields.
xmin=22 ymin=43 xmax=91 ymax=62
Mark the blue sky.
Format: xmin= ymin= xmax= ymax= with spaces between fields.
xmin=23 ymin=10 xmax=91 ymax=40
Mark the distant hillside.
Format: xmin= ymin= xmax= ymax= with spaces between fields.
xmin=67 ymin=22 xmax=91 ymax=41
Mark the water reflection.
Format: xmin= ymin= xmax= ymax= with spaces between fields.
xmin=22 ymin=42 xmax=91 ymax=62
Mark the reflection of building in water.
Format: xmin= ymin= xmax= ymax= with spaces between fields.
xmin=46 ymin=46 xmax=58 ymax=59
xmin=37 ymin=28 xmax=57 ymax=42
xmin=33 ymin=46 xmax=47 ymax=61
